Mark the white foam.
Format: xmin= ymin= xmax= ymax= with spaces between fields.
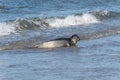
xmin=96 ymin=9 xmax=110 ymax=16
xmin=48 ymin=13 xmax=100 ymax=27
xmin=0 ymin=22 xmax=15 ymax=36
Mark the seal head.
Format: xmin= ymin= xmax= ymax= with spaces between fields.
xmin=69 ymin=34 xmax=80 ymax=46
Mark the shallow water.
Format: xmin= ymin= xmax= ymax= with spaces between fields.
xmin=0 ymin=35 xmax=120 ymax=80
xmin=0 ymin=0 xmax=120 ymax=80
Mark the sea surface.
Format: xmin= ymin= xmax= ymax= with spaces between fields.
xmin=0 ymin=0 xmax=120 ymax=80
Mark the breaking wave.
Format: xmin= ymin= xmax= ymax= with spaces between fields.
xmin=0 ymin=10 xmax=119 ymax=36
xmin=47 ymin=13 xmax=100 ymax=27
xmin=0 ymin=13 xmax=101 ymax=36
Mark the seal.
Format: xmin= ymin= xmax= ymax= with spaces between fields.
xmin=33 ymin=34 xmax=80 ymax=48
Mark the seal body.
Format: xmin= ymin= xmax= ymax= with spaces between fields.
xmin=34 ymin=34 xmax=80 ymax=49
xmin=34 ymin=40 xmax=70 ymax=48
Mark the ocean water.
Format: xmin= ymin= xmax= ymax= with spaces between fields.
xmin=0 ymin=0 xmax=120 ymax=80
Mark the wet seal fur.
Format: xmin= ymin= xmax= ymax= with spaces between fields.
xmin=33 ymin=34 xmax=80 ymax=49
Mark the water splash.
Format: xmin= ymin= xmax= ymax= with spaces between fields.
xmin=0 ymin=22 xmax=15 ymax=36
